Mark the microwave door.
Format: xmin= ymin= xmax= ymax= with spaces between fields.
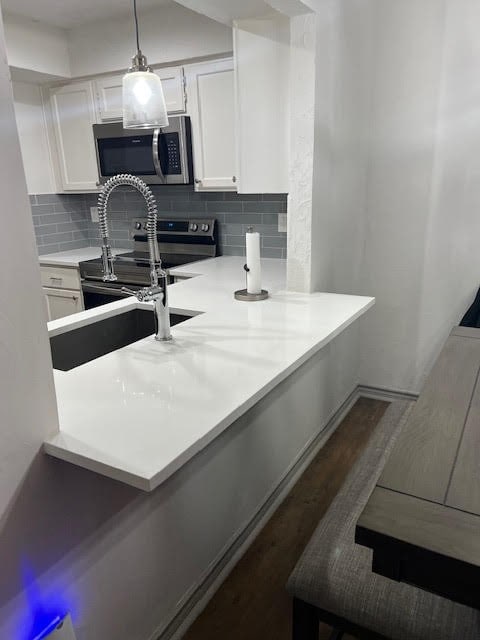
xmin=97 ymin=133 xmax=157 ymax=179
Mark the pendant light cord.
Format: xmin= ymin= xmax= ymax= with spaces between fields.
xmin=133 ymin=0 xmax=141 ymax=52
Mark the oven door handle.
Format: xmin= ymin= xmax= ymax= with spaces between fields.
xmin=152 ymin=128 xmax=167 ymax=184
xmin=81 ymin=282 xmax=135 ymax=296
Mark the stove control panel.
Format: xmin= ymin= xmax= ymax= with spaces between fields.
xmin=131 ymin=217 xmax=216 ymax=238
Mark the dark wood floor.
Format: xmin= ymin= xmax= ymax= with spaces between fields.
xmin=182 ymin=397 xmax=390 ymax=640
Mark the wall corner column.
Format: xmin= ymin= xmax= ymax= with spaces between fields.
xmin=286 ymin=13 xmax=316 ymax=292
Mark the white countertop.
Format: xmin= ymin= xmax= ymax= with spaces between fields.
xmin=38 ymin=246 xmax=129 ymax=268
xmin=44 ymin=257 xmax=374 ymax=491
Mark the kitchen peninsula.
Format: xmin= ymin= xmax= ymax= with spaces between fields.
xmin=44 ymin=256 xmax=374 ymax=491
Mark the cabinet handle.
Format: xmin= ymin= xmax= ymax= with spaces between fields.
xmin=232 ymin=176 xmax=237 ymax=183
xmin=50 ymin=277 xmax=63 ymax=286
xmin=46 ymin=292 xmax=78 ymax=301
xmin=194 ymin=178 xmax=202 ymax=184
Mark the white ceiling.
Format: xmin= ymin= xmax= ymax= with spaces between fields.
xmin=1 ymin=0 xmax=173 ymax=29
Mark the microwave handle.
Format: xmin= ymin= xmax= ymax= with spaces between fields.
xmin=152 ymin=128 xmax=167 ymax=184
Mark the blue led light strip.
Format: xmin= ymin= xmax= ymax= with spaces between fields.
xmin=31 ymin=615 xmax=62 ymax=640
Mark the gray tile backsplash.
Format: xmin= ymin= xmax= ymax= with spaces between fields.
xmin=31 ymin=188 xmax=288 ymax=258
xmin=30 ymin=194 xmax=91 ymax=255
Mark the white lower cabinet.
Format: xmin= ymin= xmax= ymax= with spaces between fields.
xmin=40 ymin=265 xmax=84 ymax=321
xmin=44 ymin=287 xmax=84 ymax=321
xmin=185 ymin=59 xmax=237 ymax=192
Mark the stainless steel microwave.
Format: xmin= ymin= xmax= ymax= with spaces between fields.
xmin=93 ymin=116 xmax=193 ymax=185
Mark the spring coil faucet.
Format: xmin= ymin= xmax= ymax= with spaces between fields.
xmin=97 ymin=174 xmax=172 ymax=341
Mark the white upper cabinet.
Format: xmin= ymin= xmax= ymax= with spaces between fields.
xmin=185 ymin=59 xmax=237 ymax=192
xmin=12 ymin=81 xmax=56 ymax=195
xmin=234 ymin=18 xmax=289 ymax=194
xmin=47 ymin=81 xmax=99 ymax=191
xmin=93 ymin=75 xmax=124 ymax=122
xmin=94 ymin=67 xmax=186 ymax=122
xmin=157 ymin=67 xmax=186 ymax=114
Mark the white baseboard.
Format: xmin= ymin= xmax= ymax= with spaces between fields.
xmin=153 ymin=384 xmax=415 ymax=640
xmin=357 ymin=384 xmax=419 ymax=402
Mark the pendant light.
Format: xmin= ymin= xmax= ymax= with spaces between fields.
xmin=123 ymin=0 xmax=169 ymax=129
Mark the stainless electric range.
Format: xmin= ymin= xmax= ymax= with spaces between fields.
xmin=80 ymin=217 xmax=218 ymax=309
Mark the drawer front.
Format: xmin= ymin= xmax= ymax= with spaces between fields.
xmin=40 ymin=265 xmax=81 ymax=291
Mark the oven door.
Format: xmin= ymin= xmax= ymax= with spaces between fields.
xmin=93 ymin=117 xmax=193 ymax=185
xmin=81 ymin=281 xmax=143 ymax=310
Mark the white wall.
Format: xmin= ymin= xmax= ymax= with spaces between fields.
xmin=287 ymin=0 xmax=372 ymax=297
xmin=357 ymin=0 xmax=480 ymax=393
xmin=0 ymin=3 xmax=60 ymax=635
xmin=310 ymin=0 xmax=373 ymax=297
xmin=286 ymin=13 xmax=316 ymax=292
xmin=415 ymin=0 xmax=480 ymax=389
xmin=0 ymin=15 xmax=58 ymax=510
xmin=2 ymin=4 xmax=232 ymax=80
xmin=67 ymin=3 xmax=233 ymax=78
xmin=359 ymin=0 xmax=444 ymax=392
xmin=176 ymin=0 xmax=315 ymax=24
xmin=296 ymin=0 xmax=480 ymax=394
xmin=2 ymin=12 xmax=70 ymax=79
xmin=12 ymin=81 xmax=56 ymax=194
xmin=324 ymin=0 xmax=373 ymax=298
xmin=174 ymin=0 xmax=274 ymax=24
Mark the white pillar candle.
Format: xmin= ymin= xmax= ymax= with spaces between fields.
xmin=246 ymin=228 xmax=262 ymax=294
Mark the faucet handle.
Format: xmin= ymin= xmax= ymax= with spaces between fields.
xmin=140 ymin=284 xmax=164 ymax=302
xmin=121 ymin=286 xmax=142 ymax=299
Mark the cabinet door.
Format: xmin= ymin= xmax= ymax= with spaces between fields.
xmin=94 ymin=68 xmax=186 ymax=122
xmin=49 ymin=81 xmax=99 ymax=191
xmin=94 ymin=75 xmax=124 ymax=121
xmin=44 ymin=287 xmax=84 ymax=321
xmin=185 ymin=59 xmax=237 ymax=191
xmin=157 ymin=67 xmax=186 ymax=114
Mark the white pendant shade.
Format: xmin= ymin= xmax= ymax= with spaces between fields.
xmin=123 ymin=70 xmax=169 ymax=129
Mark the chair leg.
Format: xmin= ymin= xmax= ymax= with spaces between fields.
xmin=292 ymin=598 xmax=319 ymax=640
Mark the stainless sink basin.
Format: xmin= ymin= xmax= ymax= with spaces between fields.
xmin=50 ymin=308 xmax=190 ymax=371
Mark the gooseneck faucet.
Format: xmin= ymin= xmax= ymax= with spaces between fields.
xmin=97 ymin=174 xmax=172 ymax=341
